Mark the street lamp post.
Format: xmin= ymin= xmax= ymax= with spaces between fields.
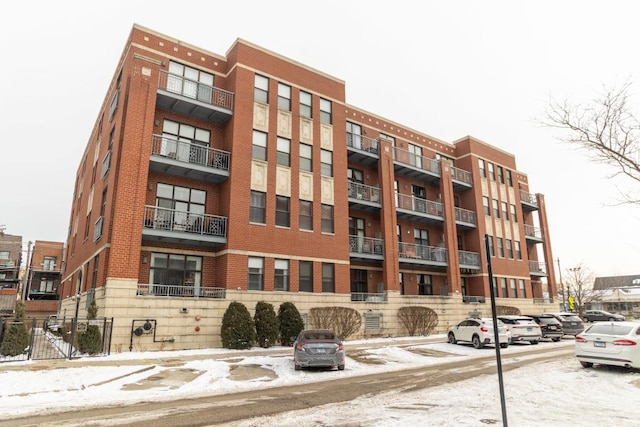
xmin=556 ymin=258 xmax=565 ymax=311
xmin=568 ymin=266 xmax=581 ymax=313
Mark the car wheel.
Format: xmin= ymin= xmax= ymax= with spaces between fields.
xmin=500 ymin=343 xmax=509 ymax=349
xmin=294 ymin=364 xmax=301 ymax=371
xmin=608 ymin=318 xmax=616 ymax=321
xmin=580 ymin=361 xmax=594 ymax=368
xmin=472 ymin=335 xmax=483 ymax=349
xmin=552 ymin=337 xmax=561 ymax=342
xmin=531 ymin=340 xmax=539 ymax=345
xmin=448 ymin=332 xmax=457 ymax=344
xmin=338 ymin=364 xmax=345 ymax=371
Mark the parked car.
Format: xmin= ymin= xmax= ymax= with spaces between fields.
xmin=524 ymin=314 xmax=564 ymax=342
xmin=293 ymin=329 xmax=345 ymax=371
xmin=582 ymin=310 xmax=625 ymax=322
xmin=497 ymin=315 xmax=542 ymax=344
xmin=447 ymin=317 xmax=510 ymax=349
xmin=575 ymin=321 xmax=640 ymax=369
xmin=544 ymin=312 xmax=585 ymax=336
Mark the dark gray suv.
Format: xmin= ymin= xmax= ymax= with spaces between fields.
xmin=543 ymin=312 xmax=585 ymax=336
xmin=524 ymin=314 xmax=563 ymax=341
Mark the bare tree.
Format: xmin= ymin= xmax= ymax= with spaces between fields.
xmin=542 ymin=81 xmax=640 ymax=203
xmin=564 ymin=263 xmax=604 ymax=317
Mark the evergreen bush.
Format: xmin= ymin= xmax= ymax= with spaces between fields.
xmin=254 ymin=301 xmax=279 ymax=348
xmin=277 ymin=302 xmax=304 ymax=346
xmin=77 ymin=299 xmax=103 ymax=355
xmin=221 ymin=301 xmax=255 ymax=349
xmin=0 ymin=301 xmax=30 ymax=357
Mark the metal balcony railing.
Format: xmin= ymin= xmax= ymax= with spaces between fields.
xmin=151 ymin=135 xmax=230 ymax=171
xmin=158 ymin=70 xmax=234 ymax=110
xmin=393 ymin=147 xmax=441 ymax=176
xmin=143 ymin=205 xmax=227 ymax=238
xmin=463 ymin=295 xmax=486 ymax=303
xmin=524 ymin=224 xmax=543 ymax=240
xmin=348 ymin=181 xmax=381 ymax=203
xmin=533 ymin=297 xmax=554 ymax=304
xmin=451 ymin=165 xmax=473 ymax=186
xmin=454 ymin=207 xmax=477 ymax=226
xmin=520 ymin=190 xmax=538 ymax=207
xmin=137 ymin=284 xmax=226 ymax=298
xmin=349 ymin=236 xmax=384 ymax=255
xmin=396 ymin=193 xmax=444 ymax=218
xmin=529 ymin=261 xmax=547 ymax=275
xmin=346 ymin=132 xmax=379 ymax=155
xmin=351 ymin=292 xmax=387 ymax=302
xmin=398 ymin=242 xmax=447 ymax=263
xmin=459 ymin=250 xmax=481 ymax=268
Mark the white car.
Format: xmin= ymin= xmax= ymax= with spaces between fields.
xmin=498 ymin=315 xmax=542 ymax=345
xmin=575 ymin=321 xmax=640 ymax=369
xmin=447 ymin=317 xmax=510 ymax=349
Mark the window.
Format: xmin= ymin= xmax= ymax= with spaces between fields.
xmin=277 ymin=83 xmax=291 ymax=111
xmin=275 ymin=196 xmax=290 ymax=227
xmin=320 ymin=98 xmax=332 ymax=124
xmin=407 ymin=143 xmax=423 ymax=169
xmin=320 ymin=149 xmax=333 ymax=177
xmin=478 ymin=159 xmax=486 ymax=178
xmin=43 ymin=256 xmax=57 ymax=271
xmin=487 ymin=235 xmax=495 ymax=257
xmin=506 ymin=239 xmax=513 ymax=258
xmin=299 ymin=261 xmax=313 ymax=292
xmin=501 ymin=201 xmax=509 ymax=220
xmin=497 ymin=166 xmax=504 ymax=184
xmin=348 ymin=168 xmax=364 ymax=183
xmin=161 ymin=119 xmax=211 ymax=163
xmin=322 ymin=263 xmax=335 ymax=292
xmin=321 ymin=204 xmax=334 ymax=233
xmin=101 ymin=150 xmax=111 ymax=179
xmin=510 ymin=204 xmax=517 ymax=222
xmin=519 ymin=279 xmax=526 ymax=298
xmin=487 ymin=162 xmax=495 ymax=181
xmin=418 ymin=274 xmax=432 ymax=295
xmin=250 ymin=191 xmax=266 ymax=224
xmin=254 ymin=74 xmax=269 ymax=103
xmin=274 ymin=259 xmax=289 ymax=291
xmin=510 ymin=278 xmax=517 ymax=298
xmin=501 ymin=278 xmax=508 ymax=297
xmin=346 ymin=122 xmax=362 ymax=149
xmin=506 ymin=170 xmax=513 ymax=186
xmin=300 ymin=90 xmax=312 ymax=118
xmin=277 ymin=137 xmax=290 ymax=166
xmin=492 ymin=199 xmax=500 ymax=217
xmin=155 ymin=183 xmax=205 ymax=230
xmin=248 ymin=257 xmax=264 ymax=290
xmin=514 ymin=241 xmax=522 ymax=259
xmin=299 ymin=143 xmax=312 ymax=172
xmin=150 ymin=253 xmax=202 ymax=293
xmin=497 ymin=237 xmax=504 ymax=258
xmin=108 ymin=88 xmax=119 ymax=121
xmin=252 ymin=130 xmax=267 ymax=161
xmin=167 ymin=61 xmax=214 ymax=102
xmin=299 ymin=200 xmax=313 ymax=231
xmin=482 ymin=197 xmax=490 ymax=216
xmin=91 ymin=254 xmax=99 ymax=290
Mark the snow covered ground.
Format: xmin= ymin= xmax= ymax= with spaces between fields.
xmin=1 ymin=336 xmax=639 ymax=426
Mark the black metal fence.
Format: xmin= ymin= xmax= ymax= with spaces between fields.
xmin=0 ymin=316 xmax=113 ymax=363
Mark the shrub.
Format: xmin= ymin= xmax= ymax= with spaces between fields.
xmin=277 ymin=302 xmax=304 ymax=346
xmin=496 ymin=306 xmax=521 ymax=315
xmin=254 ymin=301 xmax=279 ymax=348
xmin=77 ymin=299 xmax=103 ymax=355
xmin=397 ymin=306 xmax=439 ymax=336
xmin=0 ymin=301 xmax=30 ymax=357
xmin=307 ymin=306 xmax=362 ymax=339
xmin=221 ymin=301 xmax=255 ymax=349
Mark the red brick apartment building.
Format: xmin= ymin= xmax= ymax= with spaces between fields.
xmin=24 ymin=240 xmax=63 ymax=317
xmin=59 ymin=24 xmax=557 ymax=350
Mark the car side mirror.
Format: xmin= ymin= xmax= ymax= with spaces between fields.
xmin=290 ymin=336 xmax=296 ymax=343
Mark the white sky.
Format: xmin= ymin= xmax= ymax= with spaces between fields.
xmin=1 ymin=336 xmax=638 ymax=426
xmin=1 ymin=1 xmax=639 ymax=277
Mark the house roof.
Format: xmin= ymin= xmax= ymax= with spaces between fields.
xmin=593 ymin=274 xmax=640 ymax=290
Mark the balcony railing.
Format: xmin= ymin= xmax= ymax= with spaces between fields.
xmin=158 ymin=70 xmax=234 ymax=110
xmin=454 ymin=207 xmax=477 ymax=226
xmin=348 ymin=181 xmax=381 ymax=204
xmin=398 ymin=242 xmax=447 ymax=263
xmin=151 ymin=135 xmax=230 ymax=171
xmin=396 ymin=193 xmax=444 ymax=219
xmin=346 ymin=132 xmax=379 ymax=155
xmin=529 ymin=261 xmax=548 ymax=275
xmin=349 ymin=235 xmax=384 ymax=256
xmin=524 ymin=224 xmax=543 ymax=240
xmin=143 ymin=205 xmax=227 ymax=238
xmin=520 ymin=190 xmax=538 ymax=210
xmin=451 ymin=165 xmax=473 ymax=186
xmin=137 ymin=284 xmax=226 ymax=298
xmin=533 ymin=297 xmax=554 ymax=304
xmin=393 ymin=147 xmax=441 ymax=176
xmin=351 ymin=292 xmax=387 ymax=302
xmin=463 ymin=295 xmax=486 ymax=303
xmin=459 ymin=250 xmax=481 ymax=268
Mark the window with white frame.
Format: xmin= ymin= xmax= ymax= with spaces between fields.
xmin=162 ymin=119 xmax=210 ymax=163
xmin=510 ymin=278 xmax=517 ymax=297
xmin=497 ymin=237 xmax=504 ymax=257
xmin=506 ymin=239 xmax=513 ymax=258
xmin=488 ymin=162 xmax=495 ymax=181
xmin=250 ymin=191 xmax=266 ymax=224
xmin=252 ymin=130 xmax=267 ymax=161
xmin=156 ymin=183 xmax=205 ymax=230
xmin=510 ymin=204 xmax=517 ymax=222
xmin=321 ymin=204 xmax=334 ymax=233
xmin=299 ymin=200 xmax=313 ymax=231
xmin=275 ymin=196 xmax=290 ymax=227
xmin=320 ymin=149 xmax=333 ymax=177
xmin=43 ymin=256 xmax=56 ymax=271
xmin=322 ymin=263 xmax=335 ymax=292
xmin=299 ymin=143 xmax=312 ymax=172
xmin=300 ymin=90 xmax=312 ymax=118
xmin=519 ymin=279 xmax=526 ymax=297
xmin=278 ymin=83 xmax=291 ymax=111
xmin=501 ymin=278 xmax=508 ymax=297
xmin=299 ymin=261 xmax=313 ymax=292
xmin=320 ymin=98 xmax=332 ymax=124
xmin=254 ymin=74 xmax=269 ymax=103
xmin=274 ymin=259 xmax=289 ymax=291
xmin=478 ymin=158 xmax=486 ymax=178
xmin=248 ymin=257 xmax=264 ymax=290
xmin=168 ymin=61 xmax=214 ymax=102
xmin=150 ymin=253 xmax=202 ymax=290
xmin=277 ymin=137 xmax=290 ymax=166
xmin=515 ymin=241 xmax=522 ymax=259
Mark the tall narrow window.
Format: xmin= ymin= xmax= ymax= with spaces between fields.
xmin=252 ymin=130 xmax=267 ymax=161
xmin=346 ymin=122 xmax=362 ymax=149
xmin=482 ymin=197 xmax=490 ymax=215
xmin=408 ymin=143 xmax=423 ymax=169
xmin=478 ymin=159 xmax=486 ymax=178
xmin=510 ymin=204 xmax=517 ymax=222
xmin=250 ymin=191 xmax=266 ymax=224
xmin=299 ymin=200 xmax=313 ymax=231
xmin=501 ymin=201 xmax=509 ymax=220
xmin=492 ymin=199 xmax=500 ymax=217
xmin=497 ymin=166 xmax=504 ymax=184
xmin=248 ymin=257 xmax=264 ymax=290
xmin=277 ymin=83 xmax=291 ymax=111
xmin=277 ymin=137 xmax=290 ymax=166
xmin=510 ymin=278 xmax=517 ymax=297
xmin=322 ymin=263 xmax=335 ymax=292
xmin=418 ymin=274 xmax=433 ymax=295
xmin=506 ymin=239 xmax=513 ymax=258
xmin=515 ymin=241 xmax=522 ymax=259
xmin=506 ymin=170 xmax=513 ymax=186
xmin=254 ymin=74 xmax=269 ymax=103
xmin=320 ymin=149 xmax=333 ymax=177
xmin=320 ymin=98 xmax=332 ymax=124
xmin=299 ymin=261 xmax=313 ymax=292
xmin=321 ymin=204 xmax=334 ymax=233
xmin=519 ymin=279 xmax=526 ymax=298
xmin=299 ymin=143 xmax=312 ymax=172
xmin=487 ymin=235 xmax=495 ymax=257
xmin=300 ymin=90 xmax=312 ymax=118
xmin=275 ymin=196 xmax=290 ymax=227
xmin=497 ymin=237 xmax=504 ymax=258
xmin=488 ymin=163 xmax=495 ymax=181
xmin=274 ymin=259 xmax=289 ymax=291
xmin=501 ymin=278 xmax=508 ymax=297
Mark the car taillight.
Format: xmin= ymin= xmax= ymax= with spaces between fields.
xmin=296 ymin=343 xmax=304 ymax=351
xmin=613 ymin=339 xmax=637 ymax=346
xmin=338 ymin=343 xmax=344 ymax=350
xmin=575 ymin=336 xmax=587 ymax=343
xmin=480 ymin=327 xmax=488 ymax=332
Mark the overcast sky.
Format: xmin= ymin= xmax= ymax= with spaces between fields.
xmin=1 ymin=1 xmax=639 ymax=278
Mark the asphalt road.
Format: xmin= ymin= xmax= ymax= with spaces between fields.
xmin=6 ymin=343 xmax=573 ymax=427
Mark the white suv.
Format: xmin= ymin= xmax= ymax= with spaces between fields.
xmin=447 ymin=317 xmax=510 ymax=349
xmin=497 ymin=315 xmax=542 ymax=344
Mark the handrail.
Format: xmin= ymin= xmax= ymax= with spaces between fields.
xmin=137 ymin=283 xmax=226 ymax=298
xmin=459 ymin=250 xmax=481 ymax=267
xmin=158 ymin=70 xmax=234 ymax=110
xmin=451 ymin=165 xmax=472 ymax=185
xmin=393 ymin=146 xmax=440 ymax=175
xmin=398 ymin=242 xmax=447 ymax=262
xmin=454 ymin=207 xmax=477 ymax=225
xmin=351 ymin=292 xmax=387 ymax=302
xmin=349 ymin=235 xmax=384 ymax=255
xmin=396 ymin=193 xmax=444 ymax=218
xmin=524 ymin=224 xmax=543 ymax=240
xmin=346 ymin=131 xmax=379 ymax=154
xmin=520 ymin=190 xmax=538 ymax=207
xmin=151 ymin=134 xmax=230 ymax=171
xmin=529 ymin=260 xmax=547 ymax=274
xmin=348 ymin=181 xmax=381 ymax=203
xmin=143 ymin=205 xmax=227 ymax=237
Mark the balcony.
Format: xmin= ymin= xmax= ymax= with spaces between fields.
xmin=396 ymin=193 xmax=444 ymax=225
xmin=349 ymin=235 xmax=384 ymax=262
xmin=137 ymin=283 xmax=226 ymax=298
xmin=459 ymin=250 xmax=481 ymax=270
xmin=451 ymin=165 xmax=473 ymax=190
xmin=454 ymin=207 xmax=477 ymax=229
xmin=529 ymin=260 xmax=548 ymax=277
xmin=393 ymin=147 xmax=440 ymax=183
xmin=463 ymin=295 xmax=486 ymax=303
xmin=520 ymin=190 xmax=539 ymax=211
xmin=524 ymin=224 xmax=543 ymax=243
xmin=149 ymin=135 xmax=230 ymax=183
xmin=346 ymin=132 xmax=379 ymax=167
xmin=142 ymin=205 xmax=227 ymax=247
xmin=351 ymin=292 xmax=387 ymax=302
xmin=398 ymin=242 xmax=447 ymax=267
xmin=348 ymin=182 xmax=381 ymax=212
xmin=157 ymin=70 xmax=233 ymax=124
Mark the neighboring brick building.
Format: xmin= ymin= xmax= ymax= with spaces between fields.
xmin=59 ymin=24 xmax=557 ymax=351
xmin=24 ymin=240 xmax=64 ymax=317
xmin=0 ymin=233 xmax=22 ymax=316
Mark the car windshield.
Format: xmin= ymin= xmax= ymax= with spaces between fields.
xmin=515 ymin=319 xmax=534 ymax=324
xmin=303 ymin=332 xmax=335 ymax=341
xmin=536 ymin=317 xmax=559 ymax=324
xmin=585 ymin=324 xmax=634 ymax=335
xmin=561 ymin=315 xmax=582 ymax=322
